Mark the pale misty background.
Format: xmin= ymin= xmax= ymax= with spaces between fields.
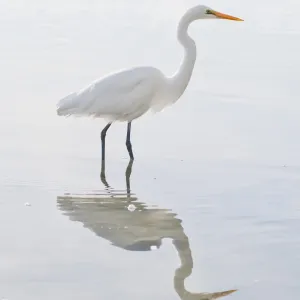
xmin=0 ymin=0 xmax=300 ymax=299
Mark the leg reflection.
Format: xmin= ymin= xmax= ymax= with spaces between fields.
xmin=100 ymin=159 xmax=134 ymax=196
xmin=100 ymin=158 xmax=110 ymax=190
xmin=125 ymin=160 xmax=133 ymax=196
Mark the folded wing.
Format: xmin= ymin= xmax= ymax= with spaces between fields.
xmin=57 ymin=67 xmax=161 ymax=121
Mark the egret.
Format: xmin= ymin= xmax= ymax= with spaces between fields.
xmin=56 ymin=5 xmax=243 ymax=161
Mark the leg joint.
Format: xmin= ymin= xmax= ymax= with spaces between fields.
xmin=101 ymin=131 xmax=106 ymax=140
xmin=101 ymin=123 xmax=111 ymax=140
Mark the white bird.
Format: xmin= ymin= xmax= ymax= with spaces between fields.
xmin=56 ymin=5 xmax=243 ymax=161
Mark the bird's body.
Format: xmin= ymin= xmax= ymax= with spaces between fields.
xmin=56 ymin=5 xmax=243 ymax=160
xmin=57 ymin=66 xmax=170 ymax=121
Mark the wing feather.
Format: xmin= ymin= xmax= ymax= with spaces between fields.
xmin=57 ymin=67 xmax=161 ymax=121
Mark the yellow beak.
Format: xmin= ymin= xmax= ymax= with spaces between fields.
xmin=212 ymin=10 xmax=244 ymax=21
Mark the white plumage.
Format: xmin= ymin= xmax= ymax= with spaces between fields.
xmin=57 ymin=67 xmax=168 ymax=121
xmin=56 ymin=5 xmax=243 ymax=160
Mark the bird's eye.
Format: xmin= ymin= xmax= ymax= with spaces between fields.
xmin=206 ymin=9 xmax=213 ymax=14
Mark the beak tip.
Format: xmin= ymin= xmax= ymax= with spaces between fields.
xmin=232 ymin=17 xmax=244 ymax=21
xmin=213 ymin=11 xmax=244 ymax=22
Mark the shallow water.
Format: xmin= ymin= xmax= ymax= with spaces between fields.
xmin=1 ymin=0 xmax=300 ymax=299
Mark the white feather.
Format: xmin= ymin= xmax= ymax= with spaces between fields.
xmin=57 ymin=66 xmax=167 ymax=122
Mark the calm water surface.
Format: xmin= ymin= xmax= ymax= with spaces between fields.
xmin=1 ymin=0 xmax=300 ymax=299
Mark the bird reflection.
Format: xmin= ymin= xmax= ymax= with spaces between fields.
xmin=57 ymin=161 xmax=237 ymax=299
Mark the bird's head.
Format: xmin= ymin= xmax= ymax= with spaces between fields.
xmin=191 ymin=5 xmax=244 ymax=21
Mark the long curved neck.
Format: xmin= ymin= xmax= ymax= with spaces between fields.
xmin=169 ymin=11 xmax=197 ymax=99
xmin=172 ymin=237 xmax=193 ymax=299
xmin=172 ymin=237 xmax=238 ymax=300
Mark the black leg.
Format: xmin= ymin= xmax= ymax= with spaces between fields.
xmin=126 ymin=121 xmax=134 ymax=160
xmin=101 ymin=123 xmax=112 ymax=162
xmin=100 ymin=159 xmax=110 ymax=190
xmin=125 ymin=159 xmax=133 ymax=196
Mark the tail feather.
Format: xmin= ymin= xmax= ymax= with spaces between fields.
xmin=56 ymin=92 xmax=78 ymax=116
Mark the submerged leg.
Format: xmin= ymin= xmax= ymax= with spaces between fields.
xmin=125 ymin=159 xmax=134 ymax=196
xmin=126 ymin=121 xmax=134 ymax=160
xmin=100 ymin=159 xmax=110 ymax=190
xmin=101 ymin=123 xmax=112 ymax=162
